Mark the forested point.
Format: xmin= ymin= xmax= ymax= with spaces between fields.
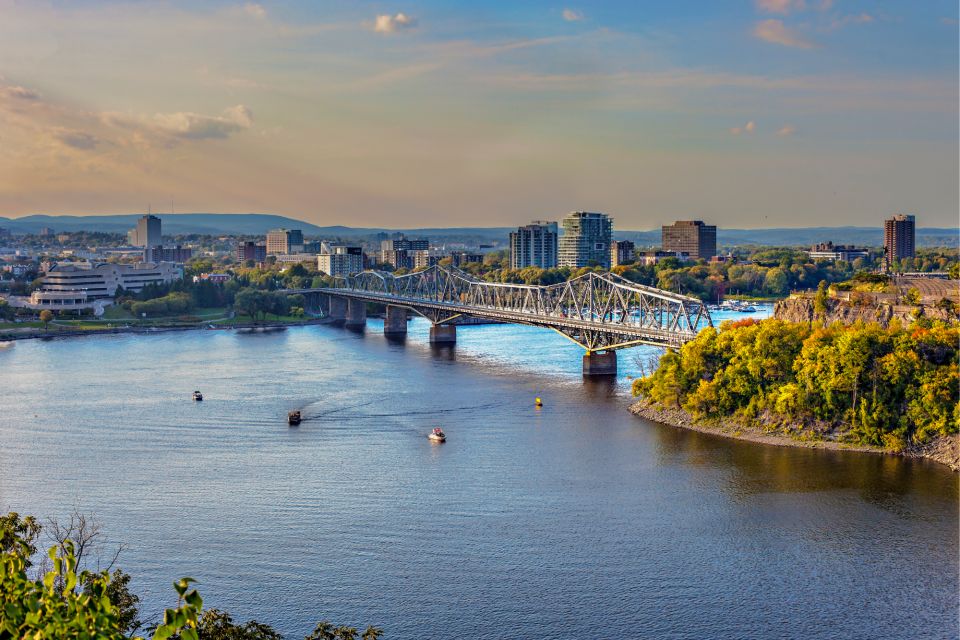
xmin=633 ymin=317 xmax=959 ymax=451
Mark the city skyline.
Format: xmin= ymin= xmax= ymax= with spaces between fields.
xmin=0 ymin=1 xmax=957 ymax=227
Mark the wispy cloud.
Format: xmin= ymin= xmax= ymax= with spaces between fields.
xmin=55 ymin=130 xmax=99 ymax=150
xmin=373 ymin=13 xmax=417 ymax=33
xmin=754 ymin=19 xmax=814 ymax=48
xmin=730 ymin=120 xmax=756 ymax=135
xmin=562 ymin=9 xmax=584 ymax=22
xmin=3 ymin=85 xmax=40 ymax=100
xmin=151 ymin=105 xmax=253 ymax=140
xmin=777 ymin=124 xmax=796 ymax=136
xmin=827 ymin=13 xmax=874 ymax=31
xmin=755 ymin=0 xmax=806 ymax=15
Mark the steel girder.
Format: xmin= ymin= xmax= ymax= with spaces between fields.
xmin=298 ymin=265 xmax=712 ymax=351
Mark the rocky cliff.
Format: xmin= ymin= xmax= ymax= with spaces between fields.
xmin=774 ymin=296 xmax=954 ymax=326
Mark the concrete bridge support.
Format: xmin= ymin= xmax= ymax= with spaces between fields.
xmin=328 ymin=296 xmax=347 ymax=324
xmin=582 ymin=351 xmax=617 ymax=377
xmin=429 ymin=324 xmax=457 ymax=345
xmin=345 ymin=298 xmax=367 ymax=328
xmin=384 ymin=305 xmax=408 ymax=336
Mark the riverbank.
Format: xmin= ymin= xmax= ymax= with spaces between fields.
xmin=0 ymin=317 xmax=330 ymax=341
xmin=629 ymin=398 xmax=960 ymax=471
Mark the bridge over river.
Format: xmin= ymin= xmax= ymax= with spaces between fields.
xmin=285 ymin=265 xmax=713 ymax=375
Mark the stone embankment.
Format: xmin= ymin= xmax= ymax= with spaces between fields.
xmin=774 ymin=296 xmax=954 ymax=326
xmin=629 ymin=398 xmax=959 ymax=472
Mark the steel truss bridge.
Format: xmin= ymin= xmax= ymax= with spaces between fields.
xmin=289 ymin=264 xmax=711 ymax=352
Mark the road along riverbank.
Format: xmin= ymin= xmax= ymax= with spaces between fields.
xmin=629 ymin=398 xmax=959 ymax=471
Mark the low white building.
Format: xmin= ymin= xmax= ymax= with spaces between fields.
xmin=39 ymin=261 xmax=183 ymax=298
xmin=317 ymin=244 xmax=363 ymax=277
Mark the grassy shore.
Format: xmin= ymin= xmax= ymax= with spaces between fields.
xmin=629 ymin=397 xmax=960 ymax=471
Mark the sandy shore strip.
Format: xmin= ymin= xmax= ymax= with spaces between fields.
xmin=629 ymin=398 xmax=959 ymax=472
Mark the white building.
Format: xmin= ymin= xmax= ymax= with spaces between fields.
xmin=509 ymin=221 xmax=558 ymax=269
xmin=558 ymin=212 xmax=612 ymax=269
xmin=318 ymin=245 xmax=363 ymax=277
xmin=38 ymin=262 xmax=182 ymax=298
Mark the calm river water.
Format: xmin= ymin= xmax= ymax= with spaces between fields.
xmin=0 ymin=314 xmax=957 ymax=639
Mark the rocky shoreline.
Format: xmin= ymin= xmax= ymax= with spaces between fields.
xmin=629 ymin=398 xmax=959 ymax=472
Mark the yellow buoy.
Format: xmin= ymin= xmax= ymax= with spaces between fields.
xmin=535 ymin=397 xmax=543 ymax=407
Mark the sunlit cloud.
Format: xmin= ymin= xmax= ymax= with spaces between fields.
xmin=562 ymin=9 xmax=584 ymax=22
xmin=3 ymin=85 xmax=40 ymax=100
xmin=242 ymin=3 xmax=267 ymax=20
xmin=754 ymin=19 xmax=814 ymax=48
xmin=777 ymin=124 xmax=796 ymax=136
xmin=373 ymin=13 xmax=417 ymax=33
xmin=730 ymin=120 xmax=756 ymax=135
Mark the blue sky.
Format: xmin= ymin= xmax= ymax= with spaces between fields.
xmin=0 ymin=0 xmax=956 ymax=228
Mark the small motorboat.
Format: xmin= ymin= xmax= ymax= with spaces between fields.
xmin=288 ymin=410 xmax=302 ymax=426
xmin=192 ymin=390 xmax=203 ymax=402
xmin=428 ymin=427 xmax=446 ymax=443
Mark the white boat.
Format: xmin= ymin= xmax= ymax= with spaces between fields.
xmin=428 ymin=427 xmax=446 ymax=443
xmin=192 ymin=390 xmax=203 ymax=401
xmin=0 ymin=341 xmax=14 ymax=349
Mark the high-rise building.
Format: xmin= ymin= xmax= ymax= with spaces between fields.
xmin=128 ymin=215 xmax=162 ymax=248
xmin=509 ymin=221 xmax=558 ymax=269
xmin=266 ymin=228 xmax=304 ymax=255
xmin=558 ymin=212 xmax=612 ymax=268
xmin=0 ymin=227 xmax=11 ymax=239
xmin=450 ymin=251 xmax=484 ymax=267
xmin=317 ymin=245 xmax=363 ymax=277
xmin=236 ymin=241 xmax=267 ymax=263
xmin=610 ymin=240 xmax=636 ymax=267
xmin=380 ymin=236 xmax=428 ymax=267
xmin=884 ymin=214 xmax=916 ymax=267
xmin=661 ymin=220 xmax=716 ymax=260
xmin=39 ymin=227 xmax=54 ymax=237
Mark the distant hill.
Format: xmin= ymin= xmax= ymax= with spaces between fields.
xmin=0 ymin=213 xmax=954 ymax=247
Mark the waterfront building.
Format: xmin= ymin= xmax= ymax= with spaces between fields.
xmin=509 ymin=221 xmax=558 ymax=269
xmin=145 ymin=245 xmax=192 ymax=263
xmin=610 ymin=240 xmax=636 ymax=267
xmin=661 ymin=220 xmax=716 ymax=260
xmin=318 ymin=245 xmax=363 ymax=277
xmin=266 ymin=228 xmax=304 ymax=255
xmin=274 ymin=253 xmax=317 ymax=266
xmin=558 ymin=212 xmax=612 ymax=268
xmin=884 ymin=214 xmax=916 ymax=267
xmin=193 ymin=273 xmax=231 ymax=283
xmin=236 ymin=241 xmax=267 ymax=263
xmin=38 ymin=261 xmax=182 ymax=298
xmin=450 ymin=251 xmax=484 ymax=267
xmin=807 ymin=242 xmax=869 ymax=263
xmin=128 ymin=215 xmax=162 ymax=247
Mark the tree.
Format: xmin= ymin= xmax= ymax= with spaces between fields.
xmin=813 ymin=280 xmax=829 ymax=318
xmin=39 ymin=309 xmax=53 ymax=330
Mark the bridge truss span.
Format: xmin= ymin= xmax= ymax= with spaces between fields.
xmin=298 ymin=265 xmax=712 ymax=352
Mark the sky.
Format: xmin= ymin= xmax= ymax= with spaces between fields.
xmin=0 ymin=0 xmax=957 ymax=229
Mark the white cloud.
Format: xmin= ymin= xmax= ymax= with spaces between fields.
xmin=151 ymin=105 xmax=253 ymax=140
xmin=373 ymin=13 xmax=417 ymax=33
xmin=562 ymin=9 xmax=584 ymax=22
xmin=755 ymin=0 xmax=806 ymax=15
xmin=828 ymin=13 xmax=874 ymax=30
xmin=777 ymin=124 xmax=796 ymax=136
xmin=754 ymin=19 xmax=814 ymax=48
xmin=242 ymin=3 xmax=266 ymax=20
xmin=730 ymin=120 xmax=756 ymax=135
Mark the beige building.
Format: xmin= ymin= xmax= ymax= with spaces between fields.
xmin=39 ymin=261 xmax=182 ymax=298
xmin=661 ymin=220 xmax=716 ymax=260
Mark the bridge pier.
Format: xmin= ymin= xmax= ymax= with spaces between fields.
xmin=582 ymin=351 xmax=617 ymax=377
xmin=384 ymin=305 xmax=407 ymax=336
xmin=345 ymin=298 xmax=367 ymax=328
xmin=429 ymin=324 xmax=457 ymax=344
xmin=328 ymin=296 xmax=347 ymax=324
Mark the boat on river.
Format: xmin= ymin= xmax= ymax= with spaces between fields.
xmin=192 ymin=390 xmax=203 ymax=401
xmin=428 ymin=427 xmax=446 ymax=443
xmin=288 ymin=410 xmax=302 ymax=426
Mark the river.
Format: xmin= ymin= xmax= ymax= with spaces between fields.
xmin=0 ymin=313 xmax=956 ymax=639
